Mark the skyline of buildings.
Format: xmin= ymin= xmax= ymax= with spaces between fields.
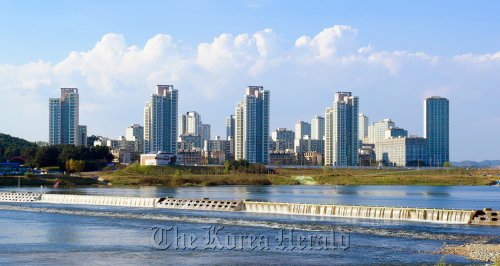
xmin=48 ymin=86 xmax=449 ymax=167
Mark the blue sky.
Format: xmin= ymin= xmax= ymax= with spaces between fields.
xmin=1 ymin=1 xmax=499 ymax=161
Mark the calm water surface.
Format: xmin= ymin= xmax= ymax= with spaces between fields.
xmin=0 ymin=185 xmax=499 ymax=265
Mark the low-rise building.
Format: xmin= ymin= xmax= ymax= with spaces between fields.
xmin=303 ymin=152 xmax=323 ymax=166
xmin=111 ymin=149 xmax=130 ymax=164
xmin=204 ymin=150 xmax=226 ymax=165
xmin=375 ymin=136 xmax=427 ymax=166
xmin=178 ymin=149 xmax=203 ymax=165
xmin=358 ymin=144 xmax=375 ymax=166
xmin=269 ymin=151 xmax=298 ymax=165
xmin=140 ymin=151 xmax=179 ymax=166
xmin=203 ymin=136 xmax=233 ymax=158
xmin=94 ymin=136 xmax=142 ymax=162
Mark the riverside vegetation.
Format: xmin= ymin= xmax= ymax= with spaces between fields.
xmin=91 ymin=161 xmax=499 ymax=187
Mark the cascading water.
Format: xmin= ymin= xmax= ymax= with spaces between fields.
xmin=1 ymin=192 xmax=492 ymax=225
xmin=40 ymin=194 xmax=159 ymax=207
xmin=242 ymin=202 xmax=476 ymax=224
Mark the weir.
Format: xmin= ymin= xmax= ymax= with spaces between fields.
xmin=0 ymin=192 xmax=41 ymax=202
xmin=242 ymin=201 xmax=477 ymax=224
xmin=155 ymin=198 xmax=243 ymax=211
xmin=1 ymin=192 xmax=498 ymax=226
xmin=40 ymin=194 xmax=159 ymax=207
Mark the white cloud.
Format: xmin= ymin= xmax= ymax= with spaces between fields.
xmin=1 ymin=26 xmax=500 ymax=160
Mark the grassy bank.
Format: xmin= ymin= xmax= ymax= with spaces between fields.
xmin=90 ymin=165 xmax=499 ymax=186
xmin=0 ymin=174 xmax=101 ymax=186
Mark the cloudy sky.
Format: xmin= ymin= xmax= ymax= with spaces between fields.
xmin=1 ymin=1 xmax=499 ymax=161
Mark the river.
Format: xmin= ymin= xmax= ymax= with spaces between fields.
xmin=0 ymin=185 xmax=499 ymax=265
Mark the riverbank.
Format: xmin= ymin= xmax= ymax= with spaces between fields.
xmin=85 ymin=165 xmax=498 ymax=186
xmin=0 ymin=174 xmax=101 ymax=186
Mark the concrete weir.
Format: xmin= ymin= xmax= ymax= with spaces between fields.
xmin=243 ymin=201 xmax=478 ymax=224
xmin=0 ymin=192 xmax=41 ymax=202
xmin=0 ymin=192 xmax=499 ymax=226
xmin=155 ymin=197 xmax=243 ymax=211
xmin=40 ymin=194 xmax=159 ymax=207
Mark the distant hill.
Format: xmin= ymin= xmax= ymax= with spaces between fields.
xmin=0 ymin=133 xmax=38 ymax=163
xmin=451 ymin=160 xmax=500 ymax=167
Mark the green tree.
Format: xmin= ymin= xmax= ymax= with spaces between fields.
xmin=322 ymin=164 xmax=329 ymax=175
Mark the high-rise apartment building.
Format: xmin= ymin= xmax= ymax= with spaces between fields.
xmin=234 ymin=86 xmax=270 ymax=163
xmin=271 ymin=128 xmax=295 ymax=151
xmin=49 ymin=88 xmax=87 ymax=146
xmin=77 ymin=125 xmax=87 ymax=146
xmin=186 ymin=111 xmax=201 ymax=135
xmin=324 ymin=92 xmax=359 ymax=166
xmin=311 ymin=116 xmax=325 ymax=140
xmin=424 ymin=96 xmax=449 ymax=166
xmin=126 ymin=124 xmax=144 ymax=141
xmin=144 ymin=85 xmax=178 ymax=154
xmin=295 ymin=121 xmax=311 ymax=140
xmin=179 ymin=115 xmax=187 ymax=136
xmin=200 ymin=124 xmax=211 ymax=143
xmin=368 ymin=119 xmax=395 ymax=144
xmin=358 ymin=114 xmax=369 ymax=142
xmin=226 ymin=115 xmax=235 ymax=140
xmin=126 ymin=124 xmax=144 ymax=152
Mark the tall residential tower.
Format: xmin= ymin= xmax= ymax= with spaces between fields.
xmin=234 ymin=86 xmax=270 ymax=163
xmin=325 ymin=92 xmax=359 ymax=166
xmin=424 ymin=96 xmax=449 ymax=166
xmin=49 ymin=88 xmax=87 ymax=146
xmin=311 ymin=116 xmax=325 ymax=140
xmin=144 ymin=85 xmax=178 ymax=154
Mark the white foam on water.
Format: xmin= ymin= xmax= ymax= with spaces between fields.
xmin=243 ymin=202 xmax=476 ymax=224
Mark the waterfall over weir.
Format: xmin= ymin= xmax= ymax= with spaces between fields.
xmin=40 ymin=194 xmax=159 ymax=207
xmin=2 ymin=192 xmax=498 ymax=225
xmin=243 ymin=202 xmax=476 ymax=224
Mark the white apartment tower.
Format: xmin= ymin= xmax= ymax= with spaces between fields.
xmin=49 ymin=88 xmax=87 ymax=146
xmin=311 ymin=116 xmax=325 ymax=140
xmin=358 ymin=114 xmax=369 ymax=142
xmin=295 ymin=121 xmax=311 ymax=139
xmin=234 ymin=86 xmax=270 ymax=164
xmin=368 ymin=119 xmax=395 ymax=144
xmin=186 ymin=111 xmax=202 ymax=135
xmin=325 ymin=92 xmax=359 ymax=166
xmin=144 ymin=85 xmax=178 ymax=154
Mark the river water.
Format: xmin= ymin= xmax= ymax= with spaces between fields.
xmin=0 ymin=185 xmax=499 ymax=265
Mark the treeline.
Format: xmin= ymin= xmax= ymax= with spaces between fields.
xmin=224 ymin=159 xmax=268 ymax=174
xmin=0 ymin=133 xmax=114 ymax=172
xmin=0 ymin=133 xmax=38 ymax=163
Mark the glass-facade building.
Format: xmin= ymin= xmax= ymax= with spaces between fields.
xmin=424 ymin=96 xmax=449 ymax=166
